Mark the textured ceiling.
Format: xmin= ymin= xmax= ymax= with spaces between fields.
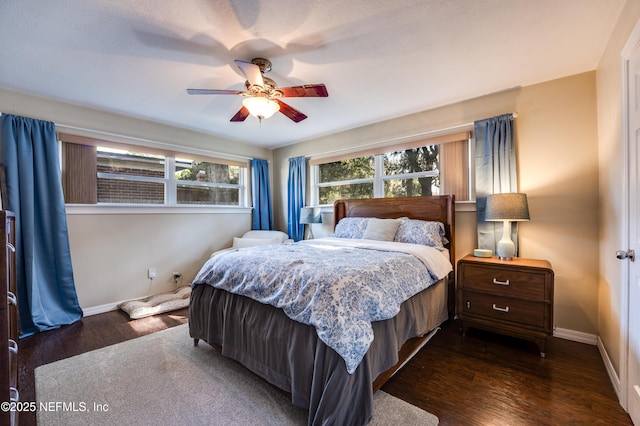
xmin=0 ymin=0 xmax=624 ymax=148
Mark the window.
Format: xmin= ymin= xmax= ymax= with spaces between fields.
xmin=312 ymin=131 xmax=470 ymax=205
xmin=175 ymin=159 xmax=241 ymax=205
xmin=60 ymin=134 xmax=247 ymax=207
xmin=382 ymin=146 xmax=439 ymax=198
xmin=97 ymin=148 xmax=166 ymax=204
xmin=317 ymin=156 xmax=374 ymax=203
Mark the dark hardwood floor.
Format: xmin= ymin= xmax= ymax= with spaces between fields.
xmin=384 ymin=322 xmax=632 ymax=426
xmin=17 ymin=309 xmax=632 ymax=426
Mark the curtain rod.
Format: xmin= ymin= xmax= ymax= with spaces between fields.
xmin=459 ymin=112 xmax=518 ymax=127
xmin=0 ymin=113 xmax=254 ymax=162
xmin=2 ymin=111 xmax=518 ymax=161
xmin=307 ymin=112 xmax=518 ymax=160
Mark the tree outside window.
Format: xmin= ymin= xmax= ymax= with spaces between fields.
xmin=317 ymin=145 xmax=440 ymax=205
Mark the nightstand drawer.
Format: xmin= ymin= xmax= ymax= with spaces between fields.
xmin=462 ymin=292 xmax=546 ymax=328
xmin=461 ymin=264 xmax=546 ymax=299
xmin=457 ymin=255 xmax=554 ymax=357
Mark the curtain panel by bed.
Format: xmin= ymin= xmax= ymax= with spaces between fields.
xmin=474 ymin=114 xmax=518 ymax=253
xmin=287 ymin=156 xmax=306 ymax=242
xmin=251 ymin=158 xmax=273 ymax=230
xmin=0 ymin=114 xmax=83 ymax=337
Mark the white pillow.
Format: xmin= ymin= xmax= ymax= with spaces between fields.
xmin=362 ymin=218 xmax=401 ymax=241
xmin=241 ymin=230 xmax=289 ymax=243
xmin=233 ymin=237 xmax=281 ymax=249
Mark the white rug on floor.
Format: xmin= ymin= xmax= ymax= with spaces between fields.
xmin=35 ymin=324 xmax=439 ymax=425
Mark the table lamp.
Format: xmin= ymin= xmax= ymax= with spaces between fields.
xmin=485 ymin=193 xmax=530 ymax=260
xmin=299 ymin=207 xmax=322 ymax=239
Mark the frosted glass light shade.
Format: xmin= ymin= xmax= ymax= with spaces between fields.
xmin=242 ymin=97 xmax=280 ymax=120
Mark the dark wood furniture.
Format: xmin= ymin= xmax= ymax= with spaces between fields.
xmin=457 ymin=254 xmax=554 ymax=357
xmin=0 ymin=211 xmax=18 ymax=425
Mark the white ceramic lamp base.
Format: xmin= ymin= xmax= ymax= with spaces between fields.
xmin=496 ymin=221 xmax=516 ymax=260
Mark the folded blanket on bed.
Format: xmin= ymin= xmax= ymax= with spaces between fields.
xmin=192 ymin=238 xmax=452 ymax=374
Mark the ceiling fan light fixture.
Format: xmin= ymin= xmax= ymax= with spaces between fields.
xmin=187 ymin=57 xmax=327 ymax=123
xmin=242 ymin=96 xmax=280 ymax=121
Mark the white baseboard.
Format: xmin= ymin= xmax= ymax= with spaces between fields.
xmin=553 ymin=328 xmax=621 ymax=402
xmin=553 ymin=327 xmax=598 ymax=345
xmin=81 ymin=301 xmax=123 ymax=317
xmin=597 ymin=336 xmax=621 ymax=399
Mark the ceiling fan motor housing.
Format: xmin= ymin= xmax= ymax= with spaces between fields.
xmin=251 ymin=58 xmax=272 ymax=73
xmin=245 ymin=77 xmax=278 ymax=95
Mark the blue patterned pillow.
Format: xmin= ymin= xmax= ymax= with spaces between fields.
xmin=333 ymin=217 xmax=369 ymax=239
xmin=394 ymin=217 xmax=448 ymax=250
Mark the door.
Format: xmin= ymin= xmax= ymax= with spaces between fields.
xmin=625 ymin=27 xmax=640 ymax=426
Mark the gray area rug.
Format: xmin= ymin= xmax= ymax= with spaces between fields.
xmin=35 ymin=324 xmax=439 ymax=425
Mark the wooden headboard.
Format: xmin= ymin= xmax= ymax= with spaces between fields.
xmin=333 ymin=195 xmax=456 ymax=316
xmin=333 ymin=195 xmax=455 ymax=262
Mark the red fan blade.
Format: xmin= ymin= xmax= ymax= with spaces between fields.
xmin=234 ymin=60 xmax=264 ymax=87
xmin=230 ymin=106 xmax=250 ymax=122
xmin=187 ymin=89 xmax=244 ymax=95
xmin=278 ymin=84 xmax=328 ymax=98
xmin=276 ymin=99 xmax=307 ymax=123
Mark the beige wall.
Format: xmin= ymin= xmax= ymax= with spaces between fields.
xmin=0 ymin=88 xmax=271 ymax=310
xmin=67 ymin=212 xmax=249 ymax=309
xmin=596 ymin=1 xmax=640 ymax=377
xmin=273 ymin=72 xmax=600 ymax=335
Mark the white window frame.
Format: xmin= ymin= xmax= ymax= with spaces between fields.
xmin=312 ymin=150 xmax=441 ymax=206
xmin=172 ymin=158 xmax=246 ymax=206
xmin=94 ymin=149 xmax=246 ymax=207
xmin=58 ymin=131 xmax=251 ymax=214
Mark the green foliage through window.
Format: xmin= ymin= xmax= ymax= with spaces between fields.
xmin=317 ymin=145 xmax=439 ymax=205
xmin=175 ymin=159 xmax=241 ymax=205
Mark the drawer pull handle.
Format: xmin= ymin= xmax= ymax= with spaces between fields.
xmin=7 ymin=291 xmax=16 ymax=306
xmin=8 ymin=339 xmax=17 ymax=354
xmin=6 ymin=242 xmax=15 ymax=253
xmin=10 ymin=387 xmax=19 ymax=403
xmin=492 ymin=278 xmax=510 ymax=286
xmin=492 ymin=304 xmax=510 ymax=313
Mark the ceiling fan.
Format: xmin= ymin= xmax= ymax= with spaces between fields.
xmin=187 ymin=58 xmax=328 ymax=123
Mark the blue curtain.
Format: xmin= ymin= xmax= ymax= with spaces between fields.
xmin=1 ymin=114 xmax=83 ymax=337
xmin=287 ymin=156 xmax=306 ymax=242
xmin=251 ymin=158 xmax=273 ymax=230
xmin=474 ymin=114 xmax=517 ymax=253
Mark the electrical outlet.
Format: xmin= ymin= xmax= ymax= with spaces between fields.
xmin=148 ymin=268 xmax=156 ymax=279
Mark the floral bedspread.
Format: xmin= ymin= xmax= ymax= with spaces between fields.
xmin=192 ymin=237 xmax=452 ymax=374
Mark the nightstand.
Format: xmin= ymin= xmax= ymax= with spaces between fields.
xmin=457 ymin=254 xmax=554 ymax=357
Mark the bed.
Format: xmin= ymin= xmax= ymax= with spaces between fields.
xmin=189 ymin=195 xmax=455 ymax=425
